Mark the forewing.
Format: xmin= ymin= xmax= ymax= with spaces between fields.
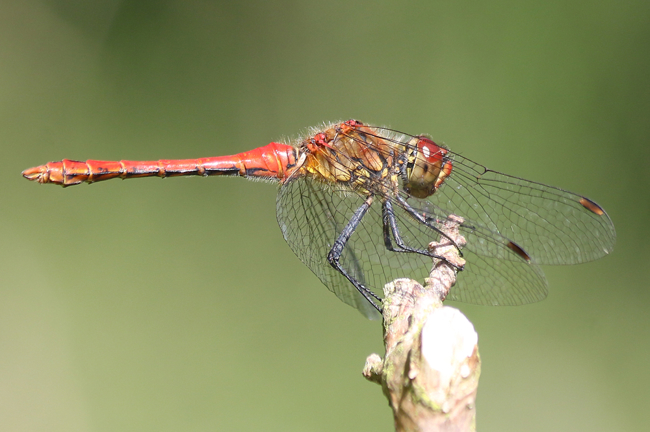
xmin=417 ymin=154 xmax=615 ymax=265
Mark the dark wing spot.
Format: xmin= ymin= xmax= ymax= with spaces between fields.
xmin=579 ymin=197 xmax=605 ymax=216
xmin=507 ymin=241 xmax=532 ymax=262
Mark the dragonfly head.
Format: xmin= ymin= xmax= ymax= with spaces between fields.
xmin=403 ymin=136 xmax=453 ymax=199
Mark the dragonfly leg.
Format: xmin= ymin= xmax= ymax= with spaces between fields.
xmin=383 ymin=200 xmax=440 ymax=256
xmin=327 ymin=195 xmax=383 ymax=312
xmin=391 ymin=197 xmax=464 ymax=271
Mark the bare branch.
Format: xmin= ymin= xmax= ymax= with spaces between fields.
xmin=363 ymin=215 xmax=480 ymax=432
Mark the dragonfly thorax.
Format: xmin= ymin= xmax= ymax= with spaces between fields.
xmin=298 ymin=121 xmax=395 ymax=193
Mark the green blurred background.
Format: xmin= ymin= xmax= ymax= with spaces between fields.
xmin=2 ymin=1 xmax=648 ymax=431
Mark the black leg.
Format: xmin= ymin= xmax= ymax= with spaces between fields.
xmin=383 ymin=200 xmax=439 ymax=256
xmin=390 ymin=197 xmax=464 ymax=271
xmin=327 ymin=195 xmax=383 ymax=312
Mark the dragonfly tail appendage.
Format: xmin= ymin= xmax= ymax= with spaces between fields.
xmin=21 ymin=142 xmax=297 ymax=186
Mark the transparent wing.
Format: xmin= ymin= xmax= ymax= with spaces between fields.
xmin=431 ymin=154 xmax=615 ymax=265
xmin=276 ymin=176 xmax=380 ymax=319
xmin=388 ymin=194 xmax=548 ymax=305
xmin=276 ymin=176 xmax=548 ymax=317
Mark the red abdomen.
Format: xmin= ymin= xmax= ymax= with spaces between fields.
xmin=22 ymin=142 xmax=297 ymax=186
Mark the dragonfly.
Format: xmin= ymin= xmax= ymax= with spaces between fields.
xmin=22 ymin=120 xmax=616 ymax=319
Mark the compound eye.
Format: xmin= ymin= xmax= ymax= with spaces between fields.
xmin=417 ymin=136 xmax=445 ymax=163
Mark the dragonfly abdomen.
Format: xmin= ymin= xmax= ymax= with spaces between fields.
xmin=22 ymin=142 xmax=298 ymax=186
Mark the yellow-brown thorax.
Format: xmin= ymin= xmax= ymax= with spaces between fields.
xmin=299 ymin=122 xmax=398 ymax=196
xmin=294 ymin=121 xmax=452 ymax=200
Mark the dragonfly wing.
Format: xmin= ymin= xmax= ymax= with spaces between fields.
xmin=388 ymin=196 xmax=548 ymax=305
xmin=425 ymin=153 xmax=616 ymax=265
xmin=278 ymin=176 xmax=548 ymax=313
xmin=276 ymin=176 xmax=380 ymax=319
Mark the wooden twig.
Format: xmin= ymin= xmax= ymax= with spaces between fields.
xmin=363 ymin=215 xmax=481 ymax=432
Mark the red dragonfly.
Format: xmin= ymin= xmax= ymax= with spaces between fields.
xmin=23 ymin=120 xmax=615 ymax=319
